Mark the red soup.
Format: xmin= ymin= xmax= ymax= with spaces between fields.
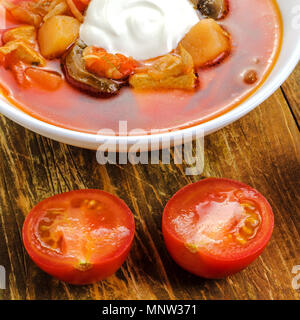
xmin=0 ymin=0 xmax=282 ymax=135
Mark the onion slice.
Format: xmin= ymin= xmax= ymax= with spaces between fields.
xmin=66 ymin=0 xmax=83 ymax=22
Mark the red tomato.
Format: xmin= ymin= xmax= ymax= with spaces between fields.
xmin=22 ymin=190 xmax=135 ymax=284
xmin=162 ymin=178 xmax=274 ymax=279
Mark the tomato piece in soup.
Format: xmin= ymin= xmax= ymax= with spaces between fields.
xmin=162 ymin=178 xmax=274 ymax=278
xmin=22 ymin=189 xmax=135 ymax=284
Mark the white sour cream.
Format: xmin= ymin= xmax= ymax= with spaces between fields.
xmin=80 ymin=0 xmax=200 ymax=60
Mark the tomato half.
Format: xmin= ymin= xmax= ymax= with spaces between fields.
xmin=22 ymin=190 xmax=135 ymax=284
xmin=162 ymin=178 xmax=274 ymax=279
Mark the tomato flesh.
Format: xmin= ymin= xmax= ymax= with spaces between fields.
xmin=162 ymin=178 xmax=274 ymax=278
xmin=22 ymin=190 xmax=135 ymax=284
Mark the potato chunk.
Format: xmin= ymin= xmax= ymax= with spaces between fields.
xmin=38 ymin=15 xmax=80 ymax=59
xmin=180 ymin=18 xmax=231 ymax=67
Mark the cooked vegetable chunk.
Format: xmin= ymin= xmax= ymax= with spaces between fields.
xmin=0 ymin=40 xmax=46 ymax=66
xmin=197 ymin=0 xmax=229 ymax=20
xmin=83 ymin=47 xmax=138 ymax=80
xmin=2 ymin=26 xmax=36 ymax=44
xmin=0 ymin=25 xmax=49 ymax=87
xmin=43 ymin=0 xmax=68 ymax=21
xmin=2 ymin=0 xmax=42 ymax=27
xmin=9 ymin=61 xmax=28 ymax=86
xmin=25 ymin=68 xmax=63 ymax=91
xmin=2 ymin=0 xmax=71 ymax=27
xmin=243 ymin=70 xmax=258 ymax=85
xmin=38 ymin=15 xmax=80 ymax=59
xmin=129 ymin=45 xmax=196 ymax=90
xmin=62 ymin=41 xmax=123 ymax=97
xmin=72 ymin=0 xmax=90 ymax=12
xmin=130 ymin=73 xmax=196 ymax=91
xmin=180 ymin=18 xmax=231 ymax=67
xmin=66 ymin=0 xmax=84 ymax=22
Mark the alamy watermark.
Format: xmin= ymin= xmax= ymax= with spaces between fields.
xmin=0 ymin=265 xmax=5 ymax=290
xmin=95 ymin=121 xmax=204 ymax=176
xmin=292 ymin=5 xmax=300 ymax=30
xmin=292 ymin=265 xmax=300 ymax=290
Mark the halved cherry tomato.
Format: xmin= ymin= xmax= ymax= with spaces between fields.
xmin=22 ymin=190 xmax=135 ymax=284
xmin=162 ymin=178 xmax=274 ymax=279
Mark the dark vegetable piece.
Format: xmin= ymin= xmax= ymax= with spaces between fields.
xmin=243 ymin=70 xmax=258 ymax=85
xmin=61 ymin=41 xmax=124 ymax=97
xmin=197 ymin=0 xmax=229 ymax=20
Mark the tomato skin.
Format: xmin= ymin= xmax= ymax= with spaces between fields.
xmin=23 ymin=242 xmax=132 ymax=284
xmin=22 ymin=190 xmax=135 ymax=285
xmin=163 ymin=226 xmax=271 ymax=279
xmin=162 ymin=178 xmax=274 ymax=279
xmin=22 ymin=236 xmax=133 ymax=284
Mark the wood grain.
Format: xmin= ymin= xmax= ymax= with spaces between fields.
xmin=0 ymin=63 xmax=299 ymax=300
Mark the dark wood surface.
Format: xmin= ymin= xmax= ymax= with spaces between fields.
xmin=0 ymin=63 xmax=299 ymax=300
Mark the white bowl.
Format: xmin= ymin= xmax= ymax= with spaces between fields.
xmin=0 ymin=0 xmax=300 ymax=151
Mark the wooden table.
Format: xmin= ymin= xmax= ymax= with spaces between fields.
xmin=0 ymin=63 xmax=299 ymax=300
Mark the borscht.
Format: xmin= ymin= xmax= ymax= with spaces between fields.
xmin=0 ymin=0 xmax=282 ymax=134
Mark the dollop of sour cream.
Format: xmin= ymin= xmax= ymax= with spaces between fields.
xmin=80 ymin=0 xmax=200 ymax=60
